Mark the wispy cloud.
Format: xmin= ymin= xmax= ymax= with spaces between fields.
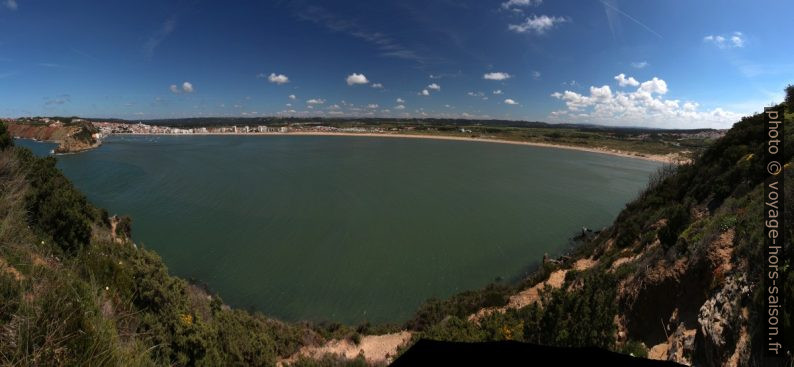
xmin=600 ymin=0 xmax=662 ymax=39
xmin=143 ymin=18 xmax=177 ymax=58
xmin=44 ymin=94 xmax=71 ymax=106
xmin=3 ymin=0 xmax=17 ymax=11
xmin=501 ymin=0 xmax=542 ymax=10
xmin=483 ymin=72 xmax=512 ymax=81
xmin=631 ymin=61 xmax=648 ymax=69
xmin=37 ymin=62 xmax=64 ymax=68
xmin=508 ymin=15 xmax=568 ymax=35
xmin=296 ymin=5 xmax=429 ymax=64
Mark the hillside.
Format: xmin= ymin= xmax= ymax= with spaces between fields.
xmin=6 ymin=119 xmax=101 ymax=153
xmin=0 ymin=91 xmax=791 ymax=366
xmin=388 ymin=97 xmax=793 ymax=366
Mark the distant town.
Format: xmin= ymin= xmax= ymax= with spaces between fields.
xmin=4 ymin=116 xmax=728 ymax=162
xmin=92 ymin=121 xmax=391 ymax=137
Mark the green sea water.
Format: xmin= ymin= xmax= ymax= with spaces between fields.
xmin=16 ymin=135 xmax=661 ymax=324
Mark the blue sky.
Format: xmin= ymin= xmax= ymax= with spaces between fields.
xmin=0 ymin=0 xmax=791 ymax=128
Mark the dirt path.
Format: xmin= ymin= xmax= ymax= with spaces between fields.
xmin=469 ymin=257 xmax=598 ymax=322
xmin=279 ymin=331 xmax=412 ymax=366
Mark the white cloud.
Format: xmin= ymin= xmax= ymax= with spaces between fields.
xmin=396 ymin=98 xmax=405 ymax=103
xmin=508 ymin=15 xmax=567 ymax=34
xmin=493 ymin=90 xmax=503 ymax=95
xmin=501 ymin=0 xmax=541 ymax=9
xmin=631 ymin=61 xmax=648 ymax=69
xmin=329 ymin=104 xmax=341 ymax=109
xmin=483 ymin=72 xmax=512 ymax=81
xmin=288 ymin=94 xmax=296 ymax=100
xmin=467 ymin=91 xmax=485 ymax=97
xmin=182 ymin=82 xmax=194 ymax=93
xmin=267 ymin=73 xmax=289 ymax=84
xmin=4 ymin=0 xmax=17 ymax=10
xmin=367 ymin=104 xmax=379 ymax=109
xmin=427 ymin=83 xmax=441 ymax=91
xmin=504 ymin=99 xmax=518 ymax=105
xmin=371 ymin=83 xmax=383 ymax=88
xmin=346 ymin=73 xmax=369 ymax=85
xmin=550 ymin=76 xmax=741 ymax=128
xmin=531 ymin=70 xmax=541 ymax=80
xmin=614 ymin=73 xmax=639 ymax=87
xmin=169 ymin=84 xmax=179 ymax=94
xmin=704 ymin=32 xmax=745 ymax=49
xmin=419 ymin=89 xmax=430 ymax=96
xmin=638 ymin=77 xmax=667 ymax=95
xmin=306 ymin=98 xmax=325 ymax=105
xmin=395 ymin=104 xmax=406 ymax=110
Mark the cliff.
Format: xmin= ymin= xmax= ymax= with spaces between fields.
xmin=7 ymin=120 xmax=101 ymax=153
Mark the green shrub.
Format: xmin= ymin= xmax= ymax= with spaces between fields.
xmin=0 ymin=122 xmax=12 ymax=150
xmin=658 ymin=204 xmax=690 ymax=249
xmin=20 ymin=152 xmax=92 ymax=254
xmin=620 ymin=340 xmax=649 ymax=358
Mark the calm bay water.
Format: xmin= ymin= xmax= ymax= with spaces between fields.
xmin=16 ymin=136 xmax=660 ymax=324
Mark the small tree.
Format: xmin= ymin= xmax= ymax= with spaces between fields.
xmin=785 ymin=84 xmax=794 ymax=113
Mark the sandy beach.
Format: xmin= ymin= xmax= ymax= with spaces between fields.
xmin=121 ymin=131 xmax=688 ymax=164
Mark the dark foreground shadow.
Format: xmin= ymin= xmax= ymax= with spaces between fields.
xmin=391 ymin=339 xmax=684 ymax=366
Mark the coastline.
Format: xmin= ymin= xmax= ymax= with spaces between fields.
xmin=115 ymin=131 xmax=686 ymax=164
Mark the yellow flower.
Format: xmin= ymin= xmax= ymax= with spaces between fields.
xmin=180 ymin=313 xmax=193 ymax=326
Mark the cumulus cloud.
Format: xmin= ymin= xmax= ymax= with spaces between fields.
xmin=614 ymin=73 xmax=639 ymax=87
xmin=483 ymin=72 xmax=512 ymax=81
xmin=549 ymin=76 xmax=741 ymax=128
xmin=703 ymin=32 xmax=745 ymax=49
xmin=631 ymin=61 xmax=648 ymax=69
xmin=467 ymin=91 xmax=485 ymax=97
xmin=501 ymin=0 xmax=541 ymax=9
xmin=419 ymin=89 xmax=430 ymax=96
xmin=493 ymin=90 xmax=503 ymax=95
xmin=267 ymin=73 xmax=289 ymax=84
xmin=531 ymin=71 xmax=541 ymax=80
xmin=182 ymin=82 xmax=194 ymax=93
xmin=394 ymin=105 xmax=406 ymax=110
xmin=170 ymin=84 xmax=180 ymax=94
xmin=427 ymin=83 xmax=441 ymax=91
xmin=346 ymin=73 xmax=369 ymax=85
xmin=396 ymin=98 xmax=405 ymax=103
xmin=306 ymin=98 xmax=325 ymax=104
xmin=288 ymin=94 xmax=296 ymax=100
xmin=4 ymin=0 xmax=17 ymax=10
xmin=367 ymin=104 xmax=379 ymax=109
xmin=638 ymin=77 xmax=667 ymax=95
xmin=508 ymin=15 xmax=567 ymax=34
xmin=371 ymin=83 xmax=383 ymax=88
xmin=504 ymin=98 xmax=518 ymax=105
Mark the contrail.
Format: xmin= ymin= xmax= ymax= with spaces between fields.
xmin=600 ymin=0 xmax=663 ymax=39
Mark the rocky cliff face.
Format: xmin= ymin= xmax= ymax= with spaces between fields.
xmin=8 ymin=122 xmax=100 ymax=153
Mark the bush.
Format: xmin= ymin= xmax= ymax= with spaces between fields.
xmin=658 ymin=204 xmax=690 ymax=249
xmin=620 ymin=340 xmax=649 ymax=358
xmin=0 ymin=122 xmax=12 ymax=150
xmin=22 ymin=154 xmax=93 ymax=254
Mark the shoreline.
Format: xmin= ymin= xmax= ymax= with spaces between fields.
xmin=112 ymin=131 xmax=686 ymax=164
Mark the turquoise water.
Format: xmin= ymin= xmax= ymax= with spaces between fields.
xmin=16 ymin=136 xmax=660 ymax=324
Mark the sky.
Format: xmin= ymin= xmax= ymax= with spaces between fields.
xmin=0 ymin=0 xmax=791 ymax=128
